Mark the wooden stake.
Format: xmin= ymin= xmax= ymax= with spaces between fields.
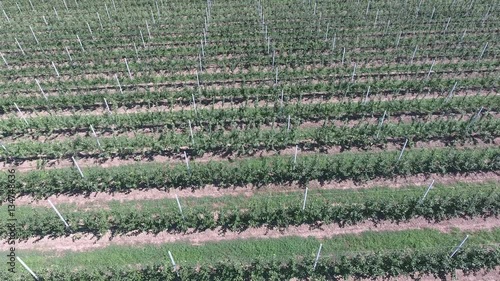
xmin=450 ymin=235 xmax=469 ymax=258
xmin=324 ymin=23 xmax=329 ymax=40
xmin=15 ymin=38 xmax=25 ymax=55
xmin=86 ymin=22 xmax=94 ymax=39
xmin=395 ymin=31 xmax=402 ymax=49
xmin=168 ymin=251 xmax=179 ymax=276
xmin=0 ymin=141 xmax=7 ymax=151
xmin=16 ymin=257 xmax=39 ymax=280
xmin=410 ymin=45 xmax=418 ymax=64
xmin=376 ymin=110 xmax=387 ymax=138
xmin=105 ymin=4 xmax=111 ymax=20
xmin=183 ymin=151 xmax=191 ymax=175
xmin=175 ymin=194 xmax=185 ymax=219
xmin=363 ymin=85 xmax=370 ymax=104
xmin=133 ymin=43 xmax=139 ymax=59
xmin=365 ymin=0 xmax=371 ymax=15
xmin=332 ymin=33 xmax=336 ymax=50
xmin=14 ymin=102 xmax=29 ymax=125
xmin=397 ymin=138 xmax=408 ymax=162
xmin=103 ymin=98 xmax=111 ymax=113
xmin=445 ymin=82 xmax=458 ymax=103
xmin=466 ymin=106 xmax=484 ymax=131
xmin=287 ymin=115 xmax=291 ymax=132
xmin=71 ymin=156 xmax=84 ymax=178
xmin=53 ymin=6 xmax=60 ymax=20
xmin=1 ymin=53 xmax=8 ymax=66
xmin=76 ymin=35 xmax=85 ymax=52
xmin=124 ymin=58 xmax=132 ymax=79
xmin=90 ymin=125 xmax=101 ymax=148
xmin=156 ymin=1 xmax=160 ymax=19
xmin=112 ymin=0 xmax=116 ymax=10
xmin=430 ymin=7 xmax=435 ymax=20
xmin=426 ymin=60 xmax=436 ymax=78
xmin=341 ymin=47 xmax=345 ymax=65
xmin=35 ymin=79 xmax=48 ymax=100
xmin=115 ymin=74 xmax=123 ymax=94
xmin=29 ymin=0 xmax=35 ymax=11
xmin=201 ymin=40 xmax=205 ymax=58
xmin=51 ymin=61 xmax=60 ymax=77
xmin=146 ymin=20 xmax=151 ymax=39
xmin=302 ymin=186 xmax=308 ymax=210
xmin=63 ymin=0 xmax=68 ymax=11
xmin=3 ymin=9 xmax=10 ymax=22
xmin=64 ymin=47 xmax=73 ymax=62
xmin=29 ymin=26 xmax=39 ymax=45
xmin=443 ymin=17 xmax=451 ymax=34
xmin=97 ymin=12 xmax=103 ymax=30
xmin=140 ymin=29 xmax=146 ymax=48
xmin=188 ymin=120 xmax=194 ymax=145
xmin=48 ymin=199 xmax=70 ymax=228
xmin=42 ymin=15 xmax=48 ymax=25
xmin=275 ymin=67 xmax=278 ymax=84
xmin=478 ymin=42 xmax=488 ymax=60
xmin=313 ymin=243 xmax=323 ymax=270
xmin=418 ymin=180 xmax=434 ymax=203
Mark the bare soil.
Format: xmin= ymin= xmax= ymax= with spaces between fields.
xmin=3 ymin=217 xmax=498 ymax=253
xmin=13 ymin=171 xmax=499 ymax=207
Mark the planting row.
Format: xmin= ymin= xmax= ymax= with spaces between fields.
xmin=1 ymin=117 xmax=497 ymax=160
xmin=1 ymin=94 xmax=496 ymax=138
xmin=2 ymin=229 xmax=499 ymax=280
xmin=1 ymin=146 xmax=498 ymax=200
xmin=1 ymin=182 xmax=497 ymax=239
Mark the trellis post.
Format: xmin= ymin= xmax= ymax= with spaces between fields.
xmin=16 ymin=257 xmax=39 ymax=280
xmin=450 ymin=235 xmax=469 ymax=258
xmin=188 ymin=120 xmax=194 ymax=145
xmin=29 ymin=26 xmax=39 ymax=45
xmin=71 ymin=156 xmax=85 ymax=178
xmin=90 ymin=125 xmax=102 ymax=148
xmin=48 ymin=199 xmax=70 ymax=228
xmin=302 ymin=186 xmax=308 ymax=210
xmin=418 ymin=180 xmax=434 ymax=204
xmin=396 ymin=138 xmax=408 ymax=162
xmin=125 ymin=58 xmax=132 ymax=79
xmin=168 ymin=251 xmax=179 ymax=276
xmin=115 ymin=74 xmax=123 ymax=94
xmin=65 ymin=47 xmax=73 ymax=61
xmin=175 ymin=194 xmax=185 ymax=219
xmin=14 ymin=103 xmax=29 ymax=125
xmin=15 ymin=38 xmax=26 ymax=55
xmin=52 ymin=62 xmax=60 ymax=77
xmin=376 ymin=110 xmax=387 ymax=139
xmin=35 ymin=79 xmax=48 ymax=100
xmin=313 ymin=243 xmax=323 ymax=270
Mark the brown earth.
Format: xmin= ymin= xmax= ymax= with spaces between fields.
xmin=3 ymin=217 xmax=498 ymax=253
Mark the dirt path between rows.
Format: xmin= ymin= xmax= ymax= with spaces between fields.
xmin=13 ymin=171 xmax=499 ymax=207
xmin=342 ymin=267 xmax=500 ymax=281
xmin=6 ymin=137 xmax=498 ymax=172
xmin=3 ymin=217 xmax=498 ymax=253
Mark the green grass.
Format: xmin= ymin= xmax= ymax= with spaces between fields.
xmin=5 ymin=181 xmax=495 ymax=215
xmin=3 ymin=228 xmax=499 ymax=275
